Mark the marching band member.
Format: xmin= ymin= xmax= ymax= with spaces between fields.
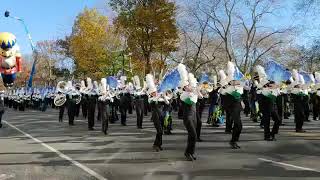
xmin=98 ymin=78 xmax=113 ymax=135
xmin=311 ymin=72 xmax=320 ymax=121
xmin=255 ymin=65 xmax=280 ymax=141
xmin=86 ymin=78 xmax=98 ymax=130
xmin=143 ymin=82 xmax=150 ymax=117
xmin=219 ymin=62 xmax=244 ymax=149
xmin=66 ymin=81 xmax=80 ymax=126
xmin=119 ymin=76 xmax=129 ymax=126
xmin=80 ymin=80 xmax=88 ymax=119
xmin=133 ymin=75 xmax=145 ymax=129
xmin=57 ymin=92 xmax=66 ymax=123
xmin=178 ymin=64 xmax=198 ymax=160
xmin=290 ymin=70 xmax=309 ymax=132
xmin=146 ymin=74 xmax=165 ymax=152
xmin=163 ymin=89 xmax=173 ymax=135
xmin=74 ymin=83 xmax=81 ymax=117
xmin=192 ymin=74 xmax=204 ymax=142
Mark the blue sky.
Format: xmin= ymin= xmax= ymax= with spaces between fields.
xmin=0 ymin=0 xmax=108 ymax=55
xmin=0 ymin=0 xmax=319 ymax=55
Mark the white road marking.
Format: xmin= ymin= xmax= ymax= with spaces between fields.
xmin=3 ymin=121 xmax=108 ymax=180
xmin=258 ymin=158 xmax=320 ymax=172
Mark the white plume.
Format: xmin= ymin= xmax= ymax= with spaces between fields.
xmin=146 ymin=74 xmax=157 ymax=94
xmin=226 ymin=61 xmax=235 ymax=81
xmin=299 ymin=74 xmax=305 ymax=85
xmin=213 ymin=75 xmax=217 ymax=87
xmin=101 ymin=78 xmax=107 ymax=93
xmin=120 ymin=76 xmax=127 ymax=86
xmin=255 ymin=65 xmax=267 ymax=79
xmin=93 ymin=81 xmax=99 ymax=89
xmin=218 ymin=70 xmax=227 ymax=86
xmin=81 ymin=80 xmax=86 ymax=88
xmin=86 ymin=77 xmax=93 ymax=89
xmin=177 ymin=63 xmax=189 ymax=87
xmin=133 ymin=75 xmax=141 ymax=89
xmin=315 ymin=72 xmax=320 ymax=83
xmin=292 ymin=69 xmax=299 ymax=82
xmin=310 ymin=74 xmax=315 ymax=84
xmin=188 ymin=73 xmax=198 ymax=88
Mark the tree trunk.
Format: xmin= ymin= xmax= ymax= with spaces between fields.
xmin=145 ymin=57 xmax=151 ymax=75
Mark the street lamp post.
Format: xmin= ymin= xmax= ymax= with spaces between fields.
xmin=5 ymin=11 xmax=38 ymax=88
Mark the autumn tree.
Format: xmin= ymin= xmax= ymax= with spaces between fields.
xmin=110 ymin=0 xmax=179 ymax=74
xmin=69 ymin=8 xmax=118 ymax=79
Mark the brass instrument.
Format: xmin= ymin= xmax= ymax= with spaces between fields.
xmin=199 ymin=82 xmax=214 ymax=98
xmin=54 ymin=81 xmax=68 ymax=107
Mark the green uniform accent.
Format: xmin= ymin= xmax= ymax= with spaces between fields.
xmin=265 ymin=93 xmax=277 ymax=102
xmin=230 ymin=91 xmax=242 ymax=101
xmin=297 ymin=92 xmax=307 ymax=97
xmin=183 ymin=97 xmax=195 ymax=105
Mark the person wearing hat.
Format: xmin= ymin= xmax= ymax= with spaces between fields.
xmin=250 ymin=73 xmax=260 ymax=123
xmin=163 ymin=89 xmax=173 ymax=135
xmin=311 ymin=72 xmax=320 ymax=121
xmin=290 ymin=70 xmax=309 ymax=132
xmin=86 ymin=78 xmax=99 ymax=130
xmin=255 ymin=65 xmax=280 ymax=141
xmin=219 ymin=62 xmax=244 ymax=149
xmin=194 ymin=75 xmax=205 ymax=142
xmin=146 ymin=74 xmax=164 ymax=152
xmin=177 ymin=64 xmax=198 ymax=160
xmin=98 ymin=78 xmax=112 ymax=135
xmin=119 ymin=76 xmax=129 ymax=126
xmin=133 ymin=75 xmax=145 ymax=129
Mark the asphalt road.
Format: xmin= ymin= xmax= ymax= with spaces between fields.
xmin=0 ymin=107 xmax=319 ymax=180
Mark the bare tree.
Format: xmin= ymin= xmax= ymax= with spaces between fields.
xmin=170 ymin=0 xmax=225 ymax=75
xmin=200 ymin=0 xmax=236 ymax=64
xmin=195 ymin=0 xmax=294 ymax=73
xmin=236 ymin=0 xmax=293 ymax=72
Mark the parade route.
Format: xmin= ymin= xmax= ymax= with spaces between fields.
xmin=0 ymin=109 xmax=320 ymax=180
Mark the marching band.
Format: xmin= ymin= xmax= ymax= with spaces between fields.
xmin=1 ymin=61 xmax=320 ymax=161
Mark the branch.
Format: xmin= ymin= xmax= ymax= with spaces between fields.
xmin=254 ymin=41 xmax=283 ymax=63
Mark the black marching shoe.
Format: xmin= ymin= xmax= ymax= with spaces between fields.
xmin=264 ymin=136 xmax=276 ymax=141
xmin=296 ymin=129 xmax=306 ymax=133
xmin=152 ymin=145 xmax=161 ymax=152
xmin=229 ymin=142 xmax=240 ymax=149
xmin=197 ymin=138 xmax=203 ymax=142
xmin=184 ymin=153 xmax=193 ymax=161
xmin=190 ymin=154 xmax=197 ymax=160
